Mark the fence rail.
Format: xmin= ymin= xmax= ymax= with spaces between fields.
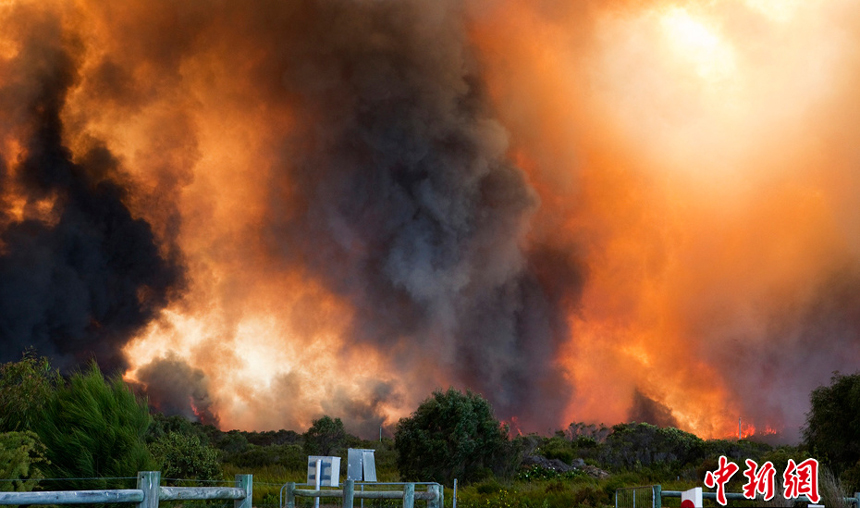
xmin=616 ymin=485 xmax=657 ymax=508
xmin=282 ymin=480 xmax=443 ymax=508
xmin=618 ymin=485 xmax=860 ymax=508
xmin=0 ymin=472 xmax=252 ymax=508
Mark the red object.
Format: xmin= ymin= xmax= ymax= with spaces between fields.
xmin=680 ymin=500 xmax=695 ymax=508
xmin=705 ymin=455 xmax=740 ymax=506
xmin=742 ymin=459 xmax=776 ymax=501
xmin=784 ymin=458 xmax=820 ymax=503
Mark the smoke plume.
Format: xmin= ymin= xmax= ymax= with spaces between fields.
xmin=263 ymin=0 xmax=575 ymax=424
xmin=3 ymin=0 xmax=860 ymax=441
xmin=629 ymin=390 xmax=680 ymax=429
xmin=0 ymin=5 xmax=182 ymax=372
xmin=136 ymin=354 xmax=219 ymax=426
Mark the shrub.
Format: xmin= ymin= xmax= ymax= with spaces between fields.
xmin=395 ymin=388 xmax=511 ymax=485
xmin=31 ymin=363 xmax=155 ymax=488
xmin=0 ymin=351 xmax=60 ymax=432
xmin=149 ymin=431 xmax=220 ymax=483
xmin=0 ymin=431 xmax=48 ymax=491
xmin=539 ymin=436 xmax=576 ymax=465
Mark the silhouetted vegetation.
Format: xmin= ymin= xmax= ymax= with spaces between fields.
xmin=803 ymin=371 xmax=860 ymax=492
xmin=2 ymin=354 xmax=858 ymax=508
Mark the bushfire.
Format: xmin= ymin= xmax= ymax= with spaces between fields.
xmin=1 ymin=0 xmax=859 ymax=442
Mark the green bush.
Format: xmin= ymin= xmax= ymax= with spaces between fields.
xmin=146 ymin=413 xmax=209 ymax=445
xmin=0 ymin=431 xmax=48 ymax=491
xmin=517 ymin=465 xmax=584 ymax=482
xmin=571 ymin=484 xmax=608 ymax=507
xmin=395 ymin=388 xmax=512 ymax=485
xmin=0 ymin=351 xmax=60 ymax=432
xmin=539 ymin=436 xmax=576 ymax=465
xmin=31 ymin=363 xmax=156 ymax=488
xmin=149 ymin=431 xmax=220 ymax=483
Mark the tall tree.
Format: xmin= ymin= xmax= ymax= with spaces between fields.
xmin=395 ymin=388 xmax=511 ymax=485
xmin=803 ymin=372 xmax=860 ymax=476
xmin=303 ymin=415 xmax=347 ymax=456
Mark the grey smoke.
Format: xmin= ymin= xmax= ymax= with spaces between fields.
xmin=261 ymin=0 xmax=583 ymax=428
xmin=136 ymin=354 xmax=219 ymax=426
xmin=628 ymin=389 xmax=680 ymax=428
xmin=0 ymin=8 xmax=183 ymax=372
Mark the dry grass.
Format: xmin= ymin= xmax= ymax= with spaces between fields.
xmin=759 ymin=466 xmax=850 ymax=508
xmin=820 ymin=467 xmax=851 ymax=508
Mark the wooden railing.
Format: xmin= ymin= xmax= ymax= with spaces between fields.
xmin=0 ymin=472 xmax=252 ymax=508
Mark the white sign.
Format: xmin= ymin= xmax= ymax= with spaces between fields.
xmin=681 ymin=487 xmax=703 ymax=508
xmin=306 ymin=456 xmax=341 ymax=487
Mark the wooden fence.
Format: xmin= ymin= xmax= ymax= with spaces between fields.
xmin=0 ymin=472 xmax=252 ymax=508
xmin=282 ymin=480 xmax=443 ymax=508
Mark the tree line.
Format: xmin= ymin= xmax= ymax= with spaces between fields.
xmin=2 ymin=351 xmax=860 ymax=500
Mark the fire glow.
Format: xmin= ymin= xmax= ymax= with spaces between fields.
xmin=2 ymin=0 xmax=860 ymax=442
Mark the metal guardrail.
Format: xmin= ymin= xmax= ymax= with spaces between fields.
xmin=616 ymin=485 xmax=658 ymax=508
xmin=0 ymin=472 xmax=252 ymax=508
xmin=618 ymin=485 xmax=860 ymax=508
xmin=281 ymin=480 xmax=443 ymax=508
xmin=661 ymin=487 xmax=860 ymax=507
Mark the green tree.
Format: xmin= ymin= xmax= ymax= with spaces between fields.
xmin=303 ymin=415 xmax=347 ymax=456
xmin=149 ymin=432 xmax=220 ymax=483
xmin=32 ymin=363 xmax=156 ymax=488
xmin=395 ymin=388 xmax=511 ymax=485
xmin=803 ymin=372 xmax=860 ymax=480
xmin=0 ymin=351 xmax=61 ymax=432
xmin=145 ymin=413 xmax=209 ymax=445
xmin=0 ymin=431 xmax=48 ymax=492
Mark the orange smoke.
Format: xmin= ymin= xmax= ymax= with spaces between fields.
xmin=3 ymin=0 xmax=860 ymax=441
xmin=471 ymin=0 xmax=860 ymax=439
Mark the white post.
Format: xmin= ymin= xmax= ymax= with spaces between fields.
xmin=315 ymin=459 xmax=322 ymax=508
xmin=453 ymin=479 xmax=457 ymax=508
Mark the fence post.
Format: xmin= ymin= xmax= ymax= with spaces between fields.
xmin=653 ymin=485 xmax=661 ymax=508
xmin=427 ymin=484 xmax=443 ymax=508
xmin=854 ymin=492 xmax=860 ymax=508
xmin=285 ymin=482 xmax=296 ymax=508
xmin=137 ymin=471 xmax=160 ymax=508
xmin=342 ymin=479 xmax=354 ymax=508
xmin=402 ymin=483 xmax=415 ymax=508
xmin=235 ymin=474 xmax=253 ymax=508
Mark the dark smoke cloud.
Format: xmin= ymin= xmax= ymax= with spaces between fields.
xmin=0 ymin=7 xmax=183 ymax=372
xmin=136 ymin=354 xmax=219 ymax=426
xmin=259 ymin=0 xmax=582 ymax=429
xmin=321 ymin=380 xmax=401 ymax=438
xmin=628 ymin=389 xmax=679 ymax=428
